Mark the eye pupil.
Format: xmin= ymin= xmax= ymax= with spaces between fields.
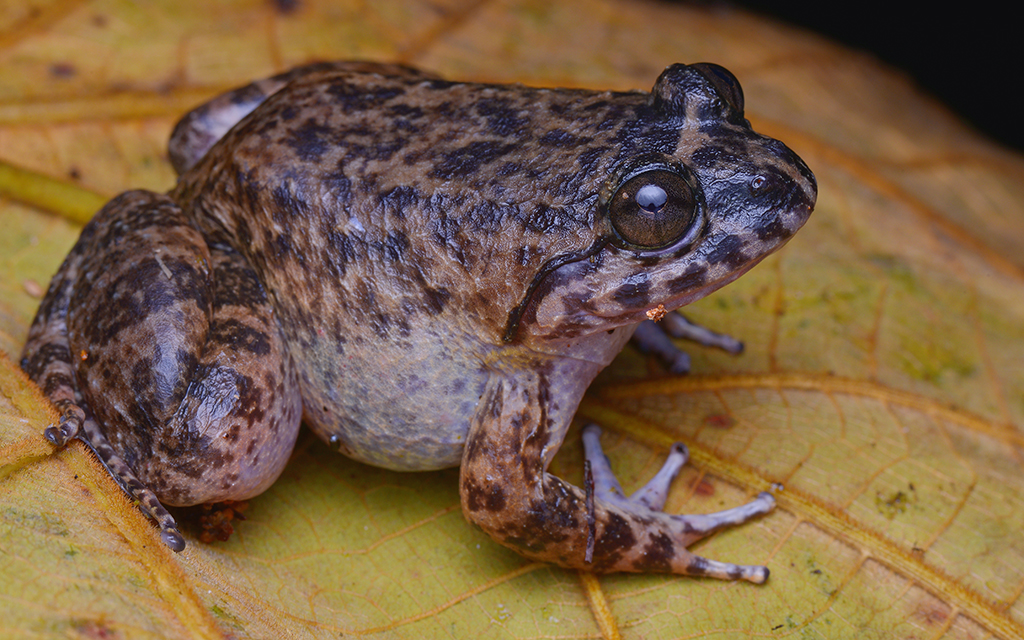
xmin=607 ymin=167 xmax=699 ymax=249
xmin=635 ymin=184 xmax=667 ymax=213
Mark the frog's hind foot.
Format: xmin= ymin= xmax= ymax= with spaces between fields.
xmin=632 ymin=311 xmax=744 ymax=374
xmin=20 ymin=334 xmax=87 ymax=447
xmin=581 ymin=424 xmax=775 ymax=583
xmin=44 ymin=399 xmax=86 ymax=447
xmin=78 ymin=417 xmax=186 ymax=552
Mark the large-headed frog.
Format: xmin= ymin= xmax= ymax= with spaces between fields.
xmin=22 ymin=61 xmax=815 ymax=582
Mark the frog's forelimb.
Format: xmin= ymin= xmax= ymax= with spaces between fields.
xmin=460 ymin=368 xmax=775 ymax=582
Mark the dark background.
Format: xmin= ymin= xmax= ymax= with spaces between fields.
xmin=722 ymin=2 xmax=1018 ymax=153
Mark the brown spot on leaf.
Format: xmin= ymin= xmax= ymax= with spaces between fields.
xmin=50 ymin=62 xmax=77 ymax=78
xmin=704 ymin=414 xmax=735 ymax=428
xmin=692 ymin=479 xmax=716 ymax=496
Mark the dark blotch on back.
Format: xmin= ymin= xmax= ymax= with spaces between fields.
xmin=287 ymin=119 xmax=335 ymax=163
xmin=326 ymin=82 xmax=406 ymax=111
xmin=430 ymin=140 xmax=519 ymax=180
xmin=539 ymin=128 xmax=589 ymax=147
xmin=474 ymin=98 xmax=530 ymax=137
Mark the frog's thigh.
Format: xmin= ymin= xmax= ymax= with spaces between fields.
xmin=460 ymin=371 xmax=774 ymax=582
xmin=67 ymin=191 xmax=301 ymax=508
xmin=156 ymin=246 xmax=304 ymax=504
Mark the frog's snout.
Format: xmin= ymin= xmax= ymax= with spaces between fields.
xmin=794 ymin=150 xmax=817 ymax=209
xmin=794 ymin=155 xmax=817 ymax=227
xmin=772 ymin=142 xmax=817 ymax=231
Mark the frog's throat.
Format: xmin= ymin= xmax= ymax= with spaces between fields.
xmin=502 ymin=239 xmax=609 ymax=343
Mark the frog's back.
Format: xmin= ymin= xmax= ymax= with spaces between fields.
xmin=173 ymin=65 xmax=646 ymax=470
xmin=178 ymin=65 xmax=650 ymax=329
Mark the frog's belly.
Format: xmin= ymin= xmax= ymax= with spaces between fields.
xmin=293 ymin=337 xmax=488 ymax=472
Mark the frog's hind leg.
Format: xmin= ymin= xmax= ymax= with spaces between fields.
xmin=25 ymin=189 xmax=301 ymax=552
xmin=460 ymin=371 xmax=776 ymax=583
xmin=20 ymin=195 xmax=188 ymax=550
xmin=77 ymin=416 xmax=187 ymax=551
xmin=21 ymin=224 xmax=94 ymax=447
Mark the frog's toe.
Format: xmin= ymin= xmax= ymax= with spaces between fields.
xmin=79 ymin=417 xmax=188 ymax=552
xmin=45 ymin=402 xmax=87 ymax=446
xmin=43 ymin=421 xmax=74 ymax=447
xmin=160 ymin=527 xmax=186 ymax=552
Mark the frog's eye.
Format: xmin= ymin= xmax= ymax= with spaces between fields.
xmin=608 ymin=168 xmax=698 ymax=249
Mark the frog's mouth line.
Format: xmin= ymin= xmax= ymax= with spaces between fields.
xmin=502 ymin=239 xmax=610 ymax=343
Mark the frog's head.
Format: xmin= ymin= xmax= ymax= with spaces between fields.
xmin=510 ymin=63 xmax=816 ymax=344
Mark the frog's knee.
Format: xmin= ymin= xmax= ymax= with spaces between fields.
xmin=137 ymin=362 xmax=303 ymax=506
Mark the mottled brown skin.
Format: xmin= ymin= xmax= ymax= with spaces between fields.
xmin=22 ymin=61 xmax=815 ymax=577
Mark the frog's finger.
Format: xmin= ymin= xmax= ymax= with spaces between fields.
xmin=631 ymin=320 xmax=693 ymax=373
xmin=581 ymin=423 xmax=690 ymax=511
xmin=580 ymin=424 xmax=628 ymax=501
xmin=680 ymin=554 xmax=770 ymax=584
xmin=660 ymin=311 xmax=745 ymax=354
xmin=670 ymin=491 xmax=776 ymax=535
xmin=628 ymin=442 xmax=689 ymax=511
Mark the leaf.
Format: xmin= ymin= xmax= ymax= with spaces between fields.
xmin=2 ymin=1 xmax=1023 ymax=638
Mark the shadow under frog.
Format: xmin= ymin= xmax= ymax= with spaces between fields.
xmin=21 ymin=61 xmax=815 ymax=582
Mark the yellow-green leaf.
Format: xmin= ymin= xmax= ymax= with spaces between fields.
xmin=2 ymin=1 xmax=1023 ymax=638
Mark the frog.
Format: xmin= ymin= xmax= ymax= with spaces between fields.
xmin=21 ymin=60 xmax=816 ymax=583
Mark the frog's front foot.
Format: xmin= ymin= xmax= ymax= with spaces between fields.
xmin=581 ymin=424 xmax=775 ymax=582
xmin=632 ymin=311 xmax=744 ymax=374
xmin=460 ymin=372 xmax=776 ymax=582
